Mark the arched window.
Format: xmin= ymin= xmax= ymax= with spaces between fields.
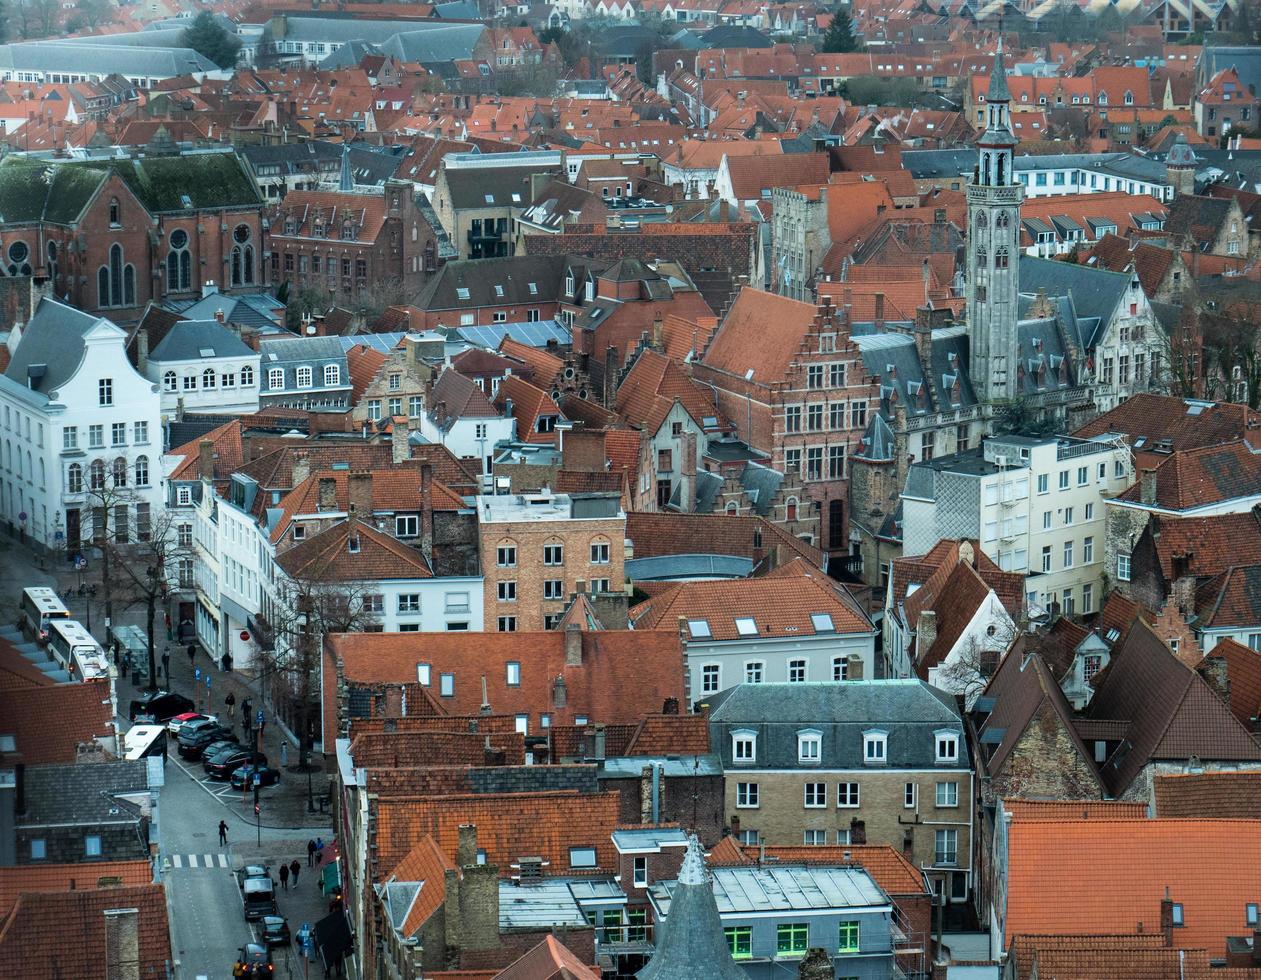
xmin=163 ymin=371 xmax=177 ymax=392
xmin=996 ymin=155 xmax=1005 ymax=185
xmin=6 ymin=241 xmax=31 ymax=277
xmin=995 ymin=211 xmax=1010 ymax=230
xmin=786 ymin=497 xmax=799 ymax=521
xmin=123 ymin=264 xmax=135 ymax=307
xmin=231 ymin=225 xmax=254 ymax=285
xmin=324 ymin=364 xmax=340 ymax=387
xmin=240 ymin=365 xmax=255 ymax=386
xmin=110 ymin=244 xmax=123 ymax=306
xmin=202 ymin=368 xmax=217 ymax=389
xmin=89 ymin=459 xmax=106 ymax=491
xmin=46 ymin=241 xmax=57 ymax=284
xmin=725 ymin=501 xmax=739 ymax=515
xmin=166 ymin=228 xmax=190 ymax=292
xmin=67 ymin=463 xmax=83 ymax=494
xmin=97 ymin=267 xmax=110 ymax=308
xmin=996 ymin=247 xmax=1009 ymax=270
xmin=112 ymin=457 xmax=127 ymax=487
xmin=134 ymin=455 xmax=149 ymax=487
xmin=975 ymin=211 xmax=987 ymax=229
xmin=976 ymin=245 xmax=987 ymax=266
xmin=109 ymin=198 xmax=120 ymax=226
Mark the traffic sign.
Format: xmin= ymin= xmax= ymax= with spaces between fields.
xmin=194 ymin=667 xmax=201 ymax=681
xmin=256 ymin=709 xmax=265 ymax=726
xmin=205 ymin=675 xmax=212 ymax=690
xmin=253 ymin=772 xmax=262 ymax=787
xmin=73 ymin=554 xmax=86 ymax=570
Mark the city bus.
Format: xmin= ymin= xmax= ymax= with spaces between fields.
xmin=20 ymin=587 xmax=70 ymax=642
xmin=46 ymin=619 xmax=109 ymax=680
xmin=123 ymin=724 xmax=168 ymax=761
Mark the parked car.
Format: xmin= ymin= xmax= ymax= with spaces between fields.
xmin=128 ymin=691 xmax=195 ymax=723
xmin=167 ymin=711 xmax=216 ymax=735
xmin=243 ymin=876 xmax=277 ymax=921
xmin=230 ymin=764 xmax=282 ymax=790
xmin=236 ymin=865 xmax=271 ymax=891
xmin=258 ymin=915 xmax=291 ymax=949
xmin=176 ymin=719 xmax=232 ymax=760
xmin=236 ymin=942 xmax=274 ymax=976
xmin=205 ymin=748 xmax=267 ymax=780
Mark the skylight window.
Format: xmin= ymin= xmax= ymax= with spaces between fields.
xmin=687 ymin=619 xmax=711 ymax=638
xmin=484 ymin=193 xmax=494 ymax=204
xmin=456 ymin=287 xmax=470 ymax=300
xmin=810 ymin=613 xmax=834 ymax=633
xmin=735 ymin=617 xmax=758 ymax=637
xmin=528 ymin=282 xmax=538 ymax=295
xmin=494 ymin=284 xmax=505 ymax=297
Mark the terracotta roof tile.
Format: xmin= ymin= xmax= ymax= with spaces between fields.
xmin=276 ymin=517 xmax=432 ymax=580
xmin=1003 ymin=800 xmax=1147 ymax=821
xmin=623 ymin=713 xmax=709 ymax=756
xmin=700 ymin=287 xmax=818 ymax=381
xmin=238 ymin=444 xmax=480 ymax=495
xmin=493 ymin=374 xmax=564 ymax=446
xmin=614 ymin=349 xmax=723 ymax=435
xmin=0 ymin=884 xmax=171 ymax=979
xmin=1146 ymin=511 xmax=1261 ymax=582
xmin=1074 ymin=393 xmax=1261 ymax=455
xmin=498 ymin=338 xmax=564 ymax=390
xmin=1206 ymin=638 xmax=1261 ymax=729
xmin=431 ymin=367 xmax=500 ymax=423
xmin=492 ymin=935 xmax=600 ymax=979
xmin=383 ymin=835 xmax=455 ymax=937
xmin=350 ymin=731 xmax=526 ymax=769
xmin=271 ymin=469 xmax=466 ymax=543
xmin=629 ymin=564 xmax=873 ymax=640
xmin=0 ymin=861 xmax=153 ymax=917
xmin=1195 ymin=565 xmax=1261 ymax=630
xmin=168 ymin=419 xmax=246 ymax=483
xmin=1006 ymin=933 xmax=1169 ymax=979
xmin=1114 ymin=441 xmax=1261 ymax=512
xmin=1153 ymin=771 xmax=1261 ymax=818
xmin=374 ymin=790 xmax=621 ymax=876
xmin=1004 ymin=819 xmax=1261 ymax=954
xmin=347 ymin=346 xmax=389 ymax=404
xmin=0 ymin=678 xmax=115 ymax=766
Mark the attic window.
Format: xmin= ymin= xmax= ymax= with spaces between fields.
xmin=417 ymin=663 xmax=431 ymax=685
xmin=484 ymin=194 xmax=495 ymax=204
xmin=810 ymin=613 xmax=834 ymax=633
xmin=1106 ymin=628 xmax=1121 ymax=643
xmin=494 ymin=285 xmax=505 ymax=297
xmin=456 ymin=287 xmax=471 ymax=300
xmin=687 ymin=619 xmax=711 ymax=638
xmin=735 ymin=617 xmax=758 ymax=637
xmin=348 ymin=534 xmax=360 ymax=554
xmin=180 ymin=194 xmax=193 ymax=209
xmin=199 ymin=348 xmax=215 ymax=358
xmin=569 ymin=846 xmax=597 ymax=869
xmin=1171 ymin=903 xmax=1184 ymax=927
xmin=527 ymin=282 xmax=538 ymax=295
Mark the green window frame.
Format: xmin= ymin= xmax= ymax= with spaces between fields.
xmin=838 ymin=920 xmax=860 ymax=953
xmin=626 ymin=907 xmax=647 ymax=943
xmin=776 ymin=922 xmax=809 ymax=955
xmin=725 ymin=925 xmax=752 ymax=959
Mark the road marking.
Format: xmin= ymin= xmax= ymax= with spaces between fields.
xmin=203 ymin=853 xmax=214 ymax=868
xmin=187 ymin=854 xmax=198 ymax=868
xmin=167 ymin=853 xmax=231 ymax=870
xmin=171 ymin=854 xmax=182 ymax=868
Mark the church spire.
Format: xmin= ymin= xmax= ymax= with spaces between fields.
xmin=987 ymin=34 xmax=1011 ymax=104
xmin=339 ymin=142 xmax=353 ymax=192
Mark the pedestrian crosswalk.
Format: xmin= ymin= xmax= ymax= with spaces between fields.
xmin=168 ymin=852 xmax=231 ymax=869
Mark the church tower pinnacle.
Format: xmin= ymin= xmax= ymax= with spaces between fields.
xmin=966 ymin=36 xmax=1024 ymax=404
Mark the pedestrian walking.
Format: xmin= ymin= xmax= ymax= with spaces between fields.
xmin=218 ymin=820 xmax=228 ymax=846
xmin=279 ymin=864 xmax=289 ymax=891
xmin=290 ymin=860 xmax=301 ymax=886
xmin=225 ymin=691 xmax=236 ymax=719
xmin=222 ymin=651 xmax=233 ymax=672
xmin=307 ymin=839 xmax=317 ymax=867
xmin=161 ymin=648 xmax=170 ymax=682
xmin=186 ymin=643 xmax=196 ymax=669
xmin=280 ymin=741 xmax=288 ymax=768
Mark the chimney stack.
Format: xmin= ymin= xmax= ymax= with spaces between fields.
xmin=317 ymin=477 xmax=338 ymax=511
xmin=456 ymin=824 xmax=478 ymax=868
xmin=1160 ymin=888 xmax=1175 ymax=947
xmin=847 ymin=653 xmax=864 ymax=681
xmin=198 ymin=439 xmax=215 ymax=482
xmin=347 ymin=471 xmax=373 ymax=516
xmin=291 ymin=451 xmax=311 ymax=488
xmin=564 ymin=623 xmax=582 ymax=666
xmin=420 ymin=463 xmax=434 ymax=564
xmin=136 ymin=329 xmax=149 ymax=375
xmin=103 ymin=908 xmax=141 ymax=980
xmin=1140 ymin=468 xmax=1158 ymax=506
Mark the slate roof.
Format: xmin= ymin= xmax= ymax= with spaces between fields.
xmin=413 ymin=255 xmax=569 ymax=313
xmin=705 ymin=680 xmax=965 ymax=769
xmin=439 ymin=163 xmax=556 ymax=212
xmin=0 ymin=884 xmax=172 ymax=980
xmin=169 ymin=292 xmax=284 ymax=331
xmin=1206 ymin=638 xmax=1261 ymax=729
xmin=0 ymin=157 xmax=109 ymax=225
xmin=1166 ymin=193 xmax=1235 ymax=247
xmin=624 ymin=512 xmax=824 ymax=569
xmin=1018 ymin=255 xmax=1131 ymax=344
xmin=149 ymin=319 xmax=254 ymax=362
xmin=0 ymin=40 xmax=216 ymax=80
xmin=1088 ymin=620 xmax=1261 ymax=796
xmin=429 ymin=367 xmax=499 ymax=424
xmin=1004 ymin=819 xmax=1261 ymax=954
xmin=20 ymin=760 xmax=150 ymax=825
xmin=629 ymin=564 xmax=873 ymax=641
xmin=258 ymin=335 xmax=350 ymax=393
xmin=4 ymin=297 xmax=110 ymax=396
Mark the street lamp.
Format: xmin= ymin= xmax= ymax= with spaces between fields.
xmin=297 ymin=611 xmax=316 ymax=814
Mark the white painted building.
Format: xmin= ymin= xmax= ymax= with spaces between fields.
xmin=144 ymin=319 xmax=261 ymax=417
xmin=902 ymin=434 xmax=1132 ymax=618
xmin=414 ymin=367 xmax=514 ymax=474
xmin=0 ymin=297 xmax=163 ymax=556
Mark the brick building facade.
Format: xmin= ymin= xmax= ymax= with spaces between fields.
xmin=0 ymin=153 xmax=265 ymax=323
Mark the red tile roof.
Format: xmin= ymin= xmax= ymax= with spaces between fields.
xmin=1003 ymin=800 xmax=1147 ymax=821
xmin=1114 ymin=441 xmax=1261 ymax=511
xmin=1195 ymin=565 xmax=1261 ymax=631
xmin=492 ymin=935 xmax=600 ymax=979
xmin=168 ymin=419 xmax=246 ymax=483
xmin=498 ymin=338 xmax=564 ymax=390
xmin=384 ymin=835 xmax=455 ymax=937
xmin=723 ymin=151 xmax=830 ymax=202
xmin=614 ymin=349 xmax=723 ymax=435
xmin=700 ymin=287 xmax=819 ymax=382
xmin=1004 ymin=818 xmax=1261 ymax=953
xmin=273 ymin=189 xmax=389 ymax=244
xmin=623 ymin=713 xmax=710 ymax=756
xmin=1153 ymin=771 xmax=1261 ymax=819
xmin=493 ymin=374 xmax=564 ymax=446
xmin=1006 ymin=932 xmax=1169 ymax=979
xmin=327 ymin=629 xmax=685 ymax=730
xmin=271 ymin=469 xmax=467 ymax=542
xmin=1145 ymin=511 xmax=1261 ymax=582
xmin=374 ymin=790 xmax=621 ymax=876
xmin=0 ymin=861 xmax=153 ymax=917
xmin=275 ymin=517 xmax=432 ymax=581
xmin=0 ymin=884 xmax=172 ymax=979
xmin=347 ymin=346 xmax=389 ymax=404
xmin=1206 ymin=638 xmax=1261 ymax=729
xmin=1073 ymin=393 xmax=1261 ymax=455
xmin=431 ymin=367 xmax=500 ymax=422
xmin=629 ymin=563 xmax=872 ymax=640
xmin=0 ymin=677 xmax=115 ymax=766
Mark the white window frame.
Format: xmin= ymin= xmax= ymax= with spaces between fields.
xmin=935 ymin=781 xmax=959 ymax=808
xmin=701 ymin=663 xmax=721 ymax=694
xmin=736 ymin=782 xmax=760 ymax=808
xmin=863 ymin=730 xmax=888 ymax=764
xmin=731 ymin=729 xmax=756 ymax=764
xmin=803 ymin=782 xmax=827 ymax=808
xmin=935 ymin=731 xmax=959 ymax=764
xmin=838 ymin=781 xmax=860 ymax=807
xmin=797 ymin=730 xmax=821 ymax=764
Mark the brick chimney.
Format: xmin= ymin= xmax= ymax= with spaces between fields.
xmin=1140 ymin=467 xmax=1158 ymax=506
xmin=916 ymin=610 xmax=937 ymax=662
xmin=198 ymin=439 xmax=215 ymax=482
xmin=847 ymin=653 xmax=864 ymax=681
xmin=136 ymin=328 xmax=149 ymax=375
xmin=392 ymin=423 xmax=411 ymax=464
xmin=419 ymin=464 xmax=434 ymax=564
xmin=564 ymin=623 xmax=583 ymax=666
xmin=1197 ymin=655 xmax=1231 ymax=709
xmin=348 ymin=471 xmax=373 ymax=516
xmin=874 ymin=292 xmax=885 ymax=328
xmin=1160 ymin=888 xmax=1175 ymax=946
xmin=317 ymin=477 xmax=338 ymax=511
xmin=103 ymin=908 xmax=140 ymax=980
xmin=456 ymin=823 xmax=478 ymax=868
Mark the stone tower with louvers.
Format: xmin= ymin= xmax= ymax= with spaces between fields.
xmin=966 ymin=38 xmax=1024 ymax=404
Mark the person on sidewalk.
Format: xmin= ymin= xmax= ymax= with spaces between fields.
xmin=279 ymin=864 xmax=289 ymax=891
xmin=225 ymin=691 xmax=236 ymax=719
xmin=186 ymin=643 xmax=196 ymax=669
xmin=219 ymin=820 xmax=228 ymax=846
xmin=161 ymin=648 xmax=170 ymax=682
xmin=307 ymin=839 xmax=317 ymax=867
xmin=222 ymin=651 xmax=233 ymax=673
xmin=290 ymin=860 xmax=301 ymax=886
xmin=280 ymin=742 xmax=288 ymax=768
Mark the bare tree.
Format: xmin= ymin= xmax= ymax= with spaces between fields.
xmin=933 ymin=614 xmax=1022 ymax=707
xmin=253 ymin=529 xmax=380 ymax=798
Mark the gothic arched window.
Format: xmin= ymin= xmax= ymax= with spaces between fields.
xmin=996 ymin=246 xmax=1009 ymax=270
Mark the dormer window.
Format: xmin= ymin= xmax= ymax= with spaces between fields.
xmin=935 ymin=731 xmax=959 ymax=764
xmin=863 ymin=730 xmax=888 ymax=765
xmin=797 ymin=730 xmax=821 ymax=764
xmin=732 ymin=729 xmax=756 ymax=763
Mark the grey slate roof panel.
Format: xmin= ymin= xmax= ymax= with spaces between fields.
xmin=149 ymin=319 xmax=254 ymax=362
xmin=4 ymin=297 xmax=102 ymax=395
